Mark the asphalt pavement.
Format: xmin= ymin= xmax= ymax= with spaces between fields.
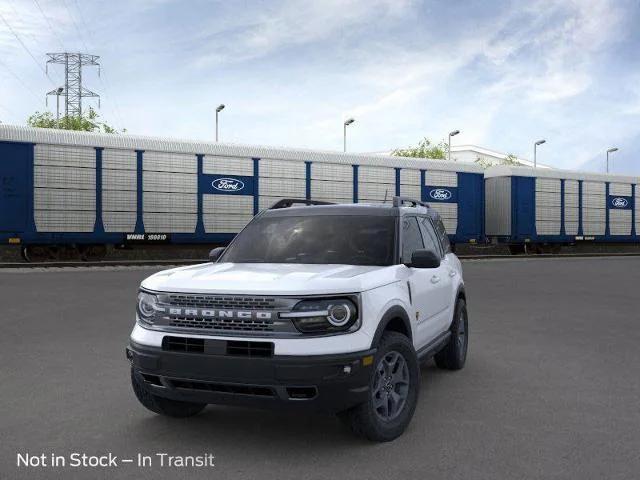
xmin=1 ymin=257 xmax=639 ymax=479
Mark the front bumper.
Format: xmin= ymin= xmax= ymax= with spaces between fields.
xmin=127 ymin=340 xmax=376 ymax=413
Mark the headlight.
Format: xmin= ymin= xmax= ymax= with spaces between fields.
xmin=281 ymin=297 xmax=359 ymax=334
xmin=137 ymin=290 xmax=159 ymax=325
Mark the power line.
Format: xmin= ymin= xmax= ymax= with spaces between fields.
xmin=60 ymin=0 xmax=89 ymax=51
xmin=32 ymin=0 xmax=67 ymax=51
xmin=66 ymin=0 xmax=126 ymax=128
xmin=0 ymin=57 xmax=43 ymax=103
xmin=0 ymin=11 xmax=57 ymax=87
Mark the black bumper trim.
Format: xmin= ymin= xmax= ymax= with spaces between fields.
xmin=127 ymin=341 xmax=375 ymax=413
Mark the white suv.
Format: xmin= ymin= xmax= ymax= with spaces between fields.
xmin=127 ymin=197 xmax=468 ymax=442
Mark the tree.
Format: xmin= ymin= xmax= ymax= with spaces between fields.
xmin=391 ymin=137 xmax=448 ymax=160
xmin=27 ymin=107 xmax=124 ymax=133
xmin=475 ymin=153 xmax=522 ymax=169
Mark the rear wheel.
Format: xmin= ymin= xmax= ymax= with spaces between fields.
xmin=131 ymin=368 xmax=206 ymax=418
xmin=434 ymin=299 xmax=468 ymax=370
xmin=338 ymin=332 xmax=419 ymax=442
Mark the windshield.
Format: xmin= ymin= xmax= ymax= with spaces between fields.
xmin=221 ymin=215 xmax=396 ymax=266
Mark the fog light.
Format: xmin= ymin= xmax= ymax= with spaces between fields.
xmin=125 ymin=348 xmax=133 ymax=362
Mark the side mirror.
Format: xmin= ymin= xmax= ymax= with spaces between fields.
xmin=209 ymin=247 xmax=225 ymax=262
xmin=408 ymin=249 xmax=440 ymax=269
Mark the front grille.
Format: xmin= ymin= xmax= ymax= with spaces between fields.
xmin=152 ymin=293 xmax=300 ymax=336
xmin=167 ymin=316 xmax=274 ymax=332
xmin=162 ymin=336 xmax=205 ymax=353
xmin=226 ymin=340 xmax=274 ymax=357
xmin=170 ymin=379 xmax=275 ymax=397
xmin=166 ymin=294 xmax=278 ymax=310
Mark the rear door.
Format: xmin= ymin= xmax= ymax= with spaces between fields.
xmin=0 ymin=142 xmax=29 ymax=233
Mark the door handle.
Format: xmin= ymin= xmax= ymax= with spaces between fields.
xmin=430 ymin=275 xmax=440 ymax=284
xmin=449 ymin=270 xmax=457 ymax=277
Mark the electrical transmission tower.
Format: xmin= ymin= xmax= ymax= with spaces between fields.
xmin=46 ymin=53 xmax=100 ymax=118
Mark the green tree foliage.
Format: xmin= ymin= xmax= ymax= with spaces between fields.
xmin=27 ymin=107 xmax=124 ymax=133
xmin=391 ymin=137 xmax=449 ymax=160
xmin=475 ymin=153 xmax=522 ymax=169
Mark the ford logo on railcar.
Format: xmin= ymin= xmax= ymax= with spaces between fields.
xmin=212 ymin=178 xmax=244 ymax=192
xmin=429 ymin=188 xmax=452 ymax=200
xmin=612 ymin=197 xmax=628 ymax=208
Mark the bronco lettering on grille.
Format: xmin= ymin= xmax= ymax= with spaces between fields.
xmin=165 ymin=308 xmax=273 ymax=320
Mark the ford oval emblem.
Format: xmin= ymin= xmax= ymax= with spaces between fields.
xmin=612 ymin=197 xmax=628 ymax=208
xmin=212 ymin=178 xmax=245 ymax=192
xmin=429 ymin=188 xmax=452 ymax=201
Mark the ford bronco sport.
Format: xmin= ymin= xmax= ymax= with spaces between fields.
xmin=127 ymin=197 xmax=469 ymax=442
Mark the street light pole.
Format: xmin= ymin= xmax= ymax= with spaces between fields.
xmin=215 ymin=104 xmax=225 ymax=142
xmin=448 ymin=130 xmax=460 ymax=161
xmin=534 ymin=139 xmax=546 ymax=168
xmin=55 ymin=87 xmax=64 ymax=122
xmin=606 ymin=147 xmax=618 ymax=173
xmin=343 ymin=118 xmax=355 ymax=152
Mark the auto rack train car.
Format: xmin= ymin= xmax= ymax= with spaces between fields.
xmin=0 ymin=125 xmax=485 ymax=261
xmin=485 ymin=165 xmax=639 ymax=253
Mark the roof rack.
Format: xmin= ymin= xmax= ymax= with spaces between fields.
xmin=392 ymin=196 xmax=429 ymax=208
xmin=269 ymin=198 xmax=335 ymax=210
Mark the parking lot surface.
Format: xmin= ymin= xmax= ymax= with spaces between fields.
xmin=1 ymin=257 xmax=639 ymax=479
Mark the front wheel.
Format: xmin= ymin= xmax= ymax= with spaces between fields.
xmin=434 ymin=298 xmax=468 ymax=370
xmin=338 ymin=332 xmax=420 ymax=442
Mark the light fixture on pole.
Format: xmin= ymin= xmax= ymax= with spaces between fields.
xmin=215 ymin=104 xmax=225 ymax=142
xmin=606 ymin=147 xmax=618 ymax=173
xmin=448 ymin=130 xmax=460 ymax=161
xmin=55 ymin=87 xmax=64 ymax=122
xmin=533 ymin=139 xmax=546 ymax=168
xmin=343 ymin=118 xmax=355 ymax=152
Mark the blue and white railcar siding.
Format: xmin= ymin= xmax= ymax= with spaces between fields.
xmin=485 ymin=165 xmax=639 ymax=244
xmin=0 ymin=125 xmax=485 ymax=247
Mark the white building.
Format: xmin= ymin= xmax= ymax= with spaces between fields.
xmin=450 ymin=145 xmax=552 ymax=169
xmin=367 ymin=145 xmax=553 ymax=169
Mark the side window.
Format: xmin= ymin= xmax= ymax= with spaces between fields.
xmin=401 ymin=217 xmax=424 ymax=263
xmin=433 ymin=216 xmax=451 ymax=254
xmin=418 ymin=217 xmax=442 ymax=258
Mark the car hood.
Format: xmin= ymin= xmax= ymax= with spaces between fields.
xmin=141 ymin=262 xmax=402 ymax=295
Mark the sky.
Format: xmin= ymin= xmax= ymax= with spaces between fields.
xmin=0 ymin=0 xmax=639 ymax=174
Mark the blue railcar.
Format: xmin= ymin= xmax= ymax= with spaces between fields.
xmin=0 ymin=125 xmax=485 ymax=260
xmin=485 ymin=165 xmax=639 ymax=253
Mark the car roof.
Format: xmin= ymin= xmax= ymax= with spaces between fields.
xmin=260 ymin=202 xmax=438 ymax=219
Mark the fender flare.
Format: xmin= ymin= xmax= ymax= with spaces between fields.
xmin=370 ymin=305 xmax=413 ymax=348
xmin=446 ymin=284 xmax=467 ymax=330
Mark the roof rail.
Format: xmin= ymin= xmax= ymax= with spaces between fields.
xmin=269 ymin=198 xmax=335 ymax=210
xmin=392 ymin=196 xmax=429 ymax=208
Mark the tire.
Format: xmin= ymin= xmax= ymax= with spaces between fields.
xmin=338 ymin=332 xmax=420 ymax=442
xmin=434 ymin=298 xmax=468 ymax=370
xmin=131 ymin=368 xmax=206 ymax=418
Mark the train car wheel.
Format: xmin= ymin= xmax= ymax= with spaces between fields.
xmin=508 ymin=244 xmax=525 ymax=255
xmin=22 ymin=245 xmax=54 ymax=263
xmin=79 ymin=245 xmax=107 ymax=262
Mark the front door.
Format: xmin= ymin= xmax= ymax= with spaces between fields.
xmin=401 ymin=216 xmax=451 ymax=347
